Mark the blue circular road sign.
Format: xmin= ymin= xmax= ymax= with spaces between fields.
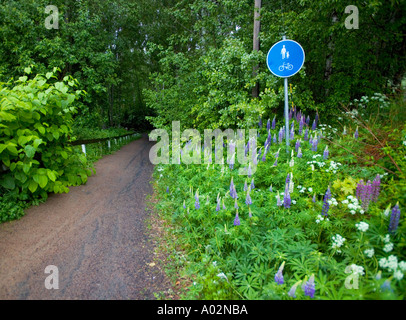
xmin=266 ymin=39 xmax=305 ymax=78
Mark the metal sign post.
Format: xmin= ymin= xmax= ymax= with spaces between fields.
xmin=266 ymin=36 xmax=305 ymax=153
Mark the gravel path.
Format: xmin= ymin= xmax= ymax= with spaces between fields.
xmin=0 ymin=135 xmax=171 ymax=299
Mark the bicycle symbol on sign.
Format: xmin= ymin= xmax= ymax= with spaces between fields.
xmin=279 ymin=62 xmax=294 ymax=71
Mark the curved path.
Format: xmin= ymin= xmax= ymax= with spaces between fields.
xmin=0 ymin=135 xmax=170 ymax=299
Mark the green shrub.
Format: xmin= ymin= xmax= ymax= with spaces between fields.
xmin=0 ymin=68 xmax=93 ymax=221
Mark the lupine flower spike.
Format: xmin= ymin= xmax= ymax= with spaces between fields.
xmin=216 ymin=197 xmax=221 ymax=212
xmin=389 ymin=202 xmax=401 ymax=234
xmin=234 ymin=211 xmax=240 ymax=226
xmin=354 ymin=126 xmax=359 ymax=139
xmin=274 ymin=261 xmax=285 ymax=285
xmin=276 ymin=191 xmax=282 ymax=206
xmin=245 ymin=187 xmax=252 ymax=205
xmin=322 ymin=186 xmax=331 ymax=216
xmin=297 ymin=147 xmax=302 ymax=158
xmin=195 ymin=190 xmax=200 ymax=209
xmin=304 ymin=274 xmax=315 ymax=298
xmin=323 ymin=146 xmax=329 ymax=160
xmin=288 ymin=281 xmax=302 ymax=298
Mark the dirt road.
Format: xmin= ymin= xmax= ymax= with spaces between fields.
xmin=0 ymin=135 xmax=171 ymax=299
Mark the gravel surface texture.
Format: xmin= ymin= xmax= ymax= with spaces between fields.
xmin=0 ymin=135 xmax=172 ymax=299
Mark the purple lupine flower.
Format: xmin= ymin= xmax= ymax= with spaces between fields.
xmin=267 ymin=118 xmax=271 ymax=131
xmin=321 ymin=186 xmax=331 ymax=216
xmin=274 ymin=262 xmax=285 ymax=285
xmin=262 ymin=151 xmax=267 ymax=162
xmin=295 ymin=139 xmax=301 ymax=153
xmin=233 ymin=185 xmax=238 ymax=199
xmin=216 ymin=197 xmax=221 ymax=212
xmin=273 ymin=158 xmax=278 ymax=167
xmin=166 ymin=186 xmax=169 ymax=193
xmin=381 ymin=279 xmax=393 ymax=292
xmin=312 ymin=137 xmax=318 ymax=152
xmin=306 ymin=115 xmax=310 ymax=126
xmin=315 ymin=114 xmax=319 ymax=127
xmin=304 ymin=274 xmax=315 ymax=298
xmin=358 ymin=180 xmax=373 ymax=211
xmin=288 ymin=281 xmax=301 ymax=298
xmin=259 ymin=116 xmax=263 ymax=128
xmin=278 ymin=128 xmax=284 ymax=144
xmin=234 ymin=198 xmax=239 ymax=210
xmin=195 ymin=191 xmax=200 ymax=209
xmin=299 ymin=117 xmax=304 ymax=135
xmin=304 ymin=128 xmax=309 ymax=140
xmin=245 ymin=188 xmax=252 ymax=205
xmin=371 ymin=174 xmax=381 ymax=202
xmin=312 ymin=119 xmax=316 ymax=130
xmin=285 ymin=172 xmax=291 ymax=186
xmin=389 ymin=202 xmax=401 ymax=233
xmin=222 ymin=198 xmax=226 ymax=210
xmin=276 ymin=191 xmax=282 ymax=206
xmin=323 ymin=146 xmax=329 ymax=160
xmin=250 ymin=178 xmax=255 ymax=190
xmin=272 ymin=116 xmax=276 ymax=129
xmin=290 ymin=126 xmax=294 ymax=140
xmin=234 ymin=211 xmax=240 ymax=226
xmin=283 ymin=185 xmax=291 ymax=209
xmin=297 ymin=147 xmax=303 ymax=158
xmin=248 ymin=163 xmax=252 ymax=178
xmin=275 ymin=148 xmax=280 ymax=159
xmin=230 ymin=177 xmax=234 ymax=196
xmin=312 ymin=194 xmax=316 ymax=203
xmin=273 ymin=134 xmax=277 ymax=144
xmin=269 ymin=185 xmax=273 ymax=192
xmin=244 ymin=180 xmax=248 ymax=192
xmin=354 ymin=126 xmax=359 ymax=139
xmin=356 ymin=179 xmax=364 ymax=201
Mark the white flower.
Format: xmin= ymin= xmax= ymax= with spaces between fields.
xmin=332 ymin=234 xmax=346 ymax=250
xmin=383 ymin=234 xmax=391 ymax=243
xmin=350 ymin=210 xmax=356 ymax=215
xmin=348 ymin=264 xmax=365 ymax=276
xmin=383 ymin=243 xmax=394 ymax=252
xmin=316 ymin=219 xmax=320 ymax=224
xmin=399 ymin=261 xmax=406 ymax=272
xmin=217 ymin=273 xmax=228 ymax=281
xmin=364 ymin=249 xmax=374 ymax=258
xmin=355 ymin=222 xmax=369 ymax=232
xmin=308 ymin=187 xmax=313 ymax=192
xmin=292 ymin=200 xmax=296 ymax=204
xmin=393 ymin=270 xmax=404 ymax=281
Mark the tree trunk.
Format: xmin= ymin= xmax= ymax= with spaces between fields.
xmin=324 ymin=10 xmax=338 ymax=97
xmin=252 ymin=0 xmax=261 ymax=98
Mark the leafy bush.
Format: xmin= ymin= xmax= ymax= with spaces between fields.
xmin=0 ymin=68 xmax=93 ymax=221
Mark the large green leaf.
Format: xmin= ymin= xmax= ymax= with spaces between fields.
xmin=24 ymin=145 xmax=36 ymax=158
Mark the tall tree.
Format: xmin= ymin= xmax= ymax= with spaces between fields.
xmin=252 ymin=0 xmax=261 ymax=98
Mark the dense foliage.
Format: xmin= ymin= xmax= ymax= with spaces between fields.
xmin=0 ymin=68 xmax=93 ymax=221
xmin=152 ymin=99 xmax=406 ymax=300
